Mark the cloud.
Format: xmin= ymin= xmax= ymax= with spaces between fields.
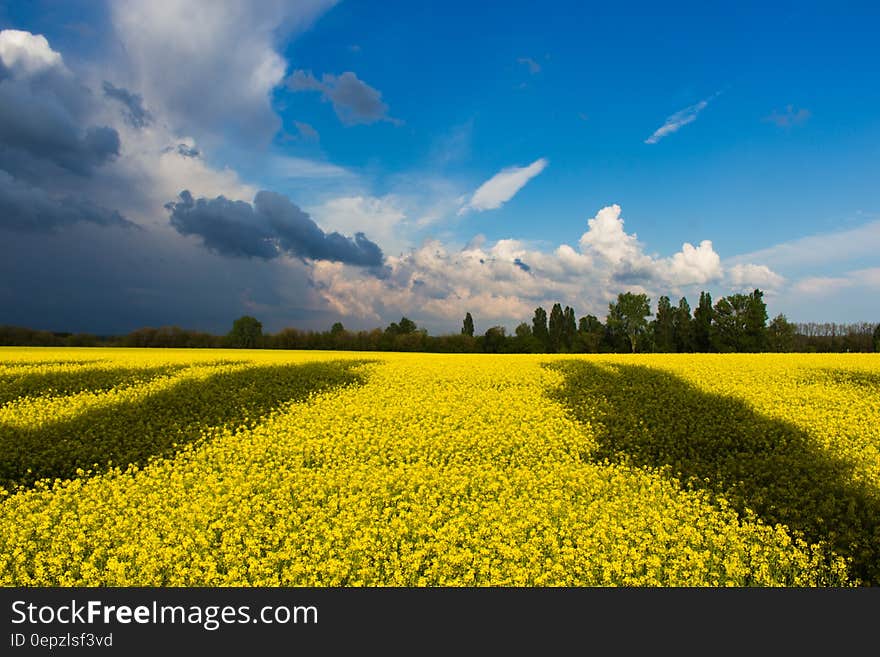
xmin=665 ymin=240 xmax=723 ymax=285
xmin=517 ymin=57 xmax=541 ymax=74
xmin=645 ymin=95 xmax=714 ymax=144
xmin=727 ymin=263 xmax=785 ymax=290
xmin=173 ymin=143 xmax=200 ymax=158
xmin=0 ymin=29 xmax=63 ymax=76
xmin=0 ymin=170 xmax=134 ymax=232
xmin=0 ymin=30 xmax=120 ymax=179
xmin=763 ymin=105 xmax=811 ymax=128
xmin=578 ymin=204 xmax=645 ymax=267
xmin=271 ymin=155 xmax=351 ymax=179
xmin=513 ymin=258 xmax=531 ymax=272
xmin=102 ymin=81 xmax=152 ymax=128
xmin=294 ymin=121 xmax=319 ymax=141
xmin=309 ymin=195 xmax=408 ymax=255
xmin=791 ymin=276 xmax=853 ymax=296
xmin=287 ymin=70 xmax=399 ymax=126
xmin=458 ymin=158 xmax=547 ymax=215
xmin=309 ymin=203 xmax=768 ymax=332
xmin=109 ymin=0 xmax=337 ymax=143
xmin=727 ymin=220 xmax=880 ymax=271
xmin=165 ymin=189 xmax=384 ymax=267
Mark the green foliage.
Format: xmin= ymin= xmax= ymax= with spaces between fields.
xmin=693 ymin=291 xmax=713 ymax=352
xmin=227 ymin=316 xmax=263 ymax=349
xmin=711 ymin=290 xmax=768 ymax=352
xmin=768 ymin=314 xmax=797 ymax=352
xmin=651 ymin=296 xmax=675 ymax=353
xmin=607 ymin=292 xmax=651 ymax=353
xmin=461 ymin=312 xmax=475 ymax=337
xmin=532 ymin=307 xmax=549 ymax=350
xmin=672 ymin=297 xmax=693 ymax=352
xmin=873 ymin=324 xmax=880 ymax=352
xmin=548 ymin=303 xmax=564 ymax=353
xmin=482 ymin=326 xmax=507 ymax=353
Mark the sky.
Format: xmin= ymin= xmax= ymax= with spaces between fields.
xmin=0 ymin=0 xmax=878 ymax=335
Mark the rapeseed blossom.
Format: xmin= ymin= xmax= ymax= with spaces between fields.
xmin=1 ymin=348 xmax=875 ymax=586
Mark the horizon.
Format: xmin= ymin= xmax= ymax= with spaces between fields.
xmin=1 ymin=1 xmax=878 ymax=335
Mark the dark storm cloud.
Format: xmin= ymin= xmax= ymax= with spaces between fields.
xmin=0 ymin=64 xmax=120 ymax=178
xmin=165 ymin=190 xmax=385 ymax=267
xmin=0 ymin=170 xmax=134 ymax=232
xmin=102 ymin=80 xmax=152 ymax=128
xmin=286 ymin=70 xmax=399 ymax=126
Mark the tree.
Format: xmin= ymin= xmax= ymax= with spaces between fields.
xmin=693 ymin=291 xmax=713 ymax=352
xmin=227 ymin=315 xmax=263 ymax=349
xmin=711 ymin=294 xmax=751 ymax=352
xmin=511 ymin=322 xmax=542 ymax=353
xmin=515 ymin=322 xmax=532 ymax=339
xmin=651 ymin=295 xmax=675 ymax=352
xmin=606 ymin=292 xmax=651 ymax=353
xmin=768 ymin=313 xmax=796 ymax=352
xmin=873 ymin=323 xmax=880 ymax=353
xmin=532 ymin=307 xmax=549 ymax=351
xmin=743 ymin=289 xmax=769 ymax=352
xmin=575 ymin=315 xmax=604 ymax=353
xmin=672 ymin=297 xmax=693 ymax=352
xmin=398 ymin=317 xmax=417 ymax=334
xmin=563 ymin=306 xmax=577 ymax=351
xmin=461 ymin=312 xmax=475 ymax=337
xmin=548 ymin=303 xmax=564 ymax=352
xmin=330 ymin=322 xmax=345 ymax=335
xmin=482 ymin=326 xmax=507 ymax=353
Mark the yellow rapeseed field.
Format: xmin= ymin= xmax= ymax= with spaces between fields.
xmin=1 ymin=348 xmax=877 ymax=586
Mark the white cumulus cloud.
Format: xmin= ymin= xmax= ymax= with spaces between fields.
xmin=0 ymin=29 xmax=64 ymax=76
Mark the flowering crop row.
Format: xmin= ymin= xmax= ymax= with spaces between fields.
xmin=0 ymin=348 xmax=876 ymax=586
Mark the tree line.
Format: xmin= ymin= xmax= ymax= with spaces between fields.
xmin=1 ymin=289 xmax=878 ymax=353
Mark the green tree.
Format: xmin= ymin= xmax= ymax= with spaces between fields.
xmin=548 ymin=303 xmax=564 ymax=352
xmin=563 ymin=306 xmax=577 ymax=351
xmin=398 ymin=317 xmax=417 ymax=334
xmin=532 ymin=307 xmax=549 ymax=351
xmin=575 ymin=315 xmax=604 ymax=353
xmin=743 ymin=288 xmax=769 ymax=352
xmin=693 ymin=291 xmax=713 ymax=352
xmin=606 ymin=292 xmax=651 ymax=353
xmin=873 ymin=323 xmax=880 ymax=352
xmin=482 ymin=326 xmax=507 ymax=353
xmin=651 ymin=295 xmax=675 ymax=352
xmin=672 ymin=297 xmax=693 ymax=352
xmin=711 ymin=294 xmax=751 ymax=352
xmin=330 ymin=322 xmax=345 ymax=335
xmin=461 ymin=312 xmax=475 ymax=337
xmin=227 ymin=316 xmax=263 ymax=349
xmin=768 ymin=313 xmax=796 ymax=352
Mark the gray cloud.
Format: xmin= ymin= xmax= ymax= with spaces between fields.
xmin=294 ymin=121 xmax=319 ymax=141
xmin=0 ymin=170 xmax=133 ymax=232
xmin=287 ymin=70 xmax=400 ymax=126
xmin=0 ymin=61 xmax=119 ymax=178
xmin=103 ymin=80 xmax=152 ymax=128
xmin=165 ymin=190 xmax=384 ymax=267
xmin=513 ymin=257 xmax=531 ymax=272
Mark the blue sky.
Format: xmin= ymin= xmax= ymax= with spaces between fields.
xmin=0 ymin=0 xmax=878 ymax=334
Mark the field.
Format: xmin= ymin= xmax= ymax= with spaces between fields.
xmin=1 ymin=348 xmax=878 ymax=586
